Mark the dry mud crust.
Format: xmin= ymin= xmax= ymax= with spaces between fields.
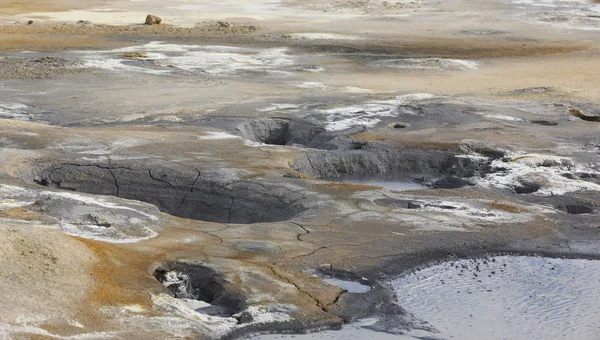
xmin=288 ymin=37 xmax=587 ymax=59
xmin=0 ymin=21 xmax=587 ymax=57
xmin=0 ymin=55 xmax=89 ymax=79
xmin=291 ymin=143 xmax=491 ymax=180
xmin=0 ymin=22 xmax=262 ymax=51
xmin=0 ymin=22 xmax=260 ymax=37
xmin=22 ymin=161 xmax=308 ymax=224
xmin=236 ymin=118 xmax=326 ymax=146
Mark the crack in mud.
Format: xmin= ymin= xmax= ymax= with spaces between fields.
xmin=22 ymin=161 xmax=309 ymax=224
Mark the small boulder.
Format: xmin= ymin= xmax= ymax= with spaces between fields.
xmin=27 ymin=20 xmax=34 ymax=25
xmin=145 ymin=14 xmax=162 ymax=25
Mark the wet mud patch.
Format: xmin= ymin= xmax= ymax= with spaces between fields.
xmin=392 ymin=255 xmax=600 ymax=339
xmin=18 ymin=162 xmax=308 ymax=224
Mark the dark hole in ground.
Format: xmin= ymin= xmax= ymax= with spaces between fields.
xmin=563 ymin=204 xmax=594 ymax=215
xmin=513 ymin=183 xmax=541 ymax=194
xmin=19 ymin=162 xmax=307 ymax=224
xmin=236 ymin=118 xmax=326 ymax=146
xmin=154 ymin=262 xmax=247 ymax=319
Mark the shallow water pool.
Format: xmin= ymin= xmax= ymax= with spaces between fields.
xmin=251 ymin=256 xmax=600 ymax=339
xmin=342 ymin=179 xmax=427 ymax=192
xmin=392 ymin=256 xmax=600 ymax=339
xmin=322 ymin=277 xmax=371 ymax=293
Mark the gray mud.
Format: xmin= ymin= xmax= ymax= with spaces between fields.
xmin=23 ymin=161 xmax=309 ymax=224
xmin=392 ymin=255 xmax=600 ymax=339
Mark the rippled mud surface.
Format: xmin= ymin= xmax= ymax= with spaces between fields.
xmin=249 ymin=319 xmax=416 ymax=340
xmin=251 ymin=256 xmax=600 ymax=339
xmin=393 ymin=256 xmax=600 ymax=340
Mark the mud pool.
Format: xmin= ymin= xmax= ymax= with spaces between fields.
xmin=250 ymin=256 xmax=600 ymax=339
xmin=392 ymin=256 xmax=600 ymax=339
xmin=249 ymin=319 xmax=417 ymax=340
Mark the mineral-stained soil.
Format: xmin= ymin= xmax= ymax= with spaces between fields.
xmin=0 ymin=0 xmax=599 ymax=339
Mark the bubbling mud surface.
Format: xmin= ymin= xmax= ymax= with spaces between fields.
xmin=392 ymin=256 xmax=600 ymax=340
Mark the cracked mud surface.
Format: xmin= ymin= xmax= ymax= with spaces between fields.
xmin=0 ymin=0 xmax=600 ymax=339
